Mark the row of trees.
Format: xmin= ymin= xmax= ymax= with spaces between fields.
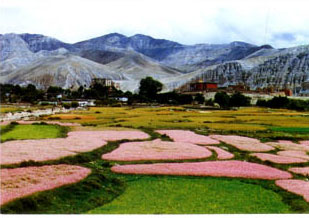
xmin=257 ymin=96 xmax=309 ymax=111
xmin=1 ymin=77 xmax=308 ymax=111
xmin=0 ymin=83 xmax=125 ymax=104
xmin=1 ymin=84 xmax=44 ymax=104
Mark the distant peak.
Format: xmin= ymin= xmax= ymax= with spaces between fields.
xmin=259 ymin=44 xmax=273 ymax=49
xmin=103 ymin=33 xmax=127 ymax=38
xmin=230 ymin=41 xmax=255 ymax=47
xmin=131 ymin=34 xmax=152 ymax=39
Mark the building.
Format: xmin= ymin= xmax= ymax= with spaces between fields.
xmin=91 ymin=78 xmax=113 ymax=87
xmin=190 ymin=81 xmax=218 ymax=92
xmin=227 ymin=84 xmax=250 ymax=92
xmin=90 ymin=78 xmax=120 ymax=89
xmin=282 ymin=89 xmax=293 ymax=96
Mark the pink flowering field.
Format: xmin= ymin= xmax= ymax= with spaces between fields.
xmin=300 ymin=141 xmax=309 ymax=146
xmin=1 ymin=131 xmax=107 ymax=165
xmin=209 ymin=135 xmax=274 ymax=152
xmin=277 ymin=150 xmax=309 ymax=160
xmin=156 ymin=130 xmax=219 ymax=145
xmin=276 ymin=180 xmax=309 ymax=202
xmin=205 ymin=146 xmax=234 ymax=159
xmin=251 ymin=153 xmax=308 ymax=164
xmin=0 ymin=164 xmax=91 ymax=206
xmin=1 ymin=130 xmax=149 ymax=165
xmin=288 ymin=167 xmax=309 ymax=176
xmin=90 ymin=130 xmax=149 ymax=141
xmin=266 ymin=140 xmax=309 ymax=152
xmin=111 ymin=160 xmax=292 ymax=180
xmin=102 ymin=139 xmax=212 ymax=161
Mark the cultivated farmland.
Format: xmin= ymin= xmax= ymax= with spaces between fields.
xmin=1 ymin=106 xmax=309 ymax=214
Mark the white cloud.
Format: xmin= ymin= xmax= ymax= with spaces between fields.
xmin=0 ymin=0 xmax=309 ymax=48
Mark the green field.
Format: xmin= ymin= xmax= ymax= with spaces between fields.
xmin=1 ymin=124 xmax=68 ymax=142
xmin=88 ymin=176 xmax=291 ymax=214
xmin=269 ymin=127 xmax=309 ymax=133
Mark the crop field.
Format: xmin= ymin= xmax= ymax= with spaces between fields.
xmin=1 ymin=106 xmax=309 ymax=214
xmin=1 ymin=124 xmax=68 ymax=142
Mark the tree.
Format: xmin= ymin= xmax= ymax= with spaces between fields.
xmin=194 ymin=93 xmax=205 ymax=104
xmin=47 ymin=86 xmax=63 ymax=100
xmin=21 ymin=84 xmax=42 ymax=103
xmin=138 ymin=77 xmax=163 ymax=101
xmin=214 ymin=92 xmax=230 ymax=109
xmin=268 ymin=96 xmax=289 ymax=108
xmin=178 ymin=94 xmax=193 ymax=105
xmin=91 ymin=83 xmax=109 ymax=99
xmin=71 ymin=101 xmax=79 ymax=108
xmin=230 ymin=92 xmax=251 ymax=107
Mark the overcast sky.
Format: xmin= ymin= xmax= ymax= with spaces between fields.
xmin=1 ymin=0 xmax=308 ymax=48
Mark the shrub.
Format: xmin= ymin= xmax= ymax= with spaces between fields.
xmin=194 ymin=93 xmax=205 ymax=104
xmin=214 ymin=92 xmax=230 ymax=109
xmin=178 ymin=94 xmax=193 ymax=105
xmin=256 ymin=99 xmax=268 ymax=107
xmin=230 ymin=92 xmax=251 ymax=107
xmin=48 ymin=117 xmax=60 ymax=120
xmin=268 ymin=96 xmax=289 ymax=109
xmin=32 ymin=122 xmax=48 ymax=125
xmin=71 ymin=101 xmax=79 ymax=108
xmin=63 ymin=103 xmax=71 ymax=109
xmin=205 ymin=99 xmax=214 ymax=106
xmin=256 ymin=97 xmax=309 ymax=111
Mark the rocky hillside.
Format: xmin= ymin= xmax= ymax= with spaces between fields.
xmin=166 ymin=48 xmax=309 ymax=92
xmin=0 ymin=32 xmax=308 ymax=92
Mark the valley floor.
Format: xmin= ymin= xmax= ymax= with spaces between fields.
xmin=1 ymin=106 xmax=309 ymax=214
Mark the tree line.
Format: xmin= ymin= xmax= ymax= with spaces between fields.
xmin=1 ymin=77 xmax=308 ymax=111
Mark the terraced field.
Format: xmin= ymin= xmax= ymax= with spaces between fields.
xmin=1 ymin=106 xmax=309 ymax=214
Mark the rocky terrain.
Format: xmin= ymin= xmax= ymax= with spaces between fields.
xmin=0 ymin=33 xmax=308 ymax=92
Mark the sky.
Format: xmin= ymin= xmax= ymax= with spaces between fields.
xmin=1 ymin=0 xmax=309 ymax=48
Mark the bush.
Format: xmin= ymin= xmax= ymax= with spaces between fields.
xmin=214 ymin=92 xmax=230 ymax=109
xmin=256 ymin=97 xmax=309 ymax=111
xmin=205 ymin=99 xmax=214 ymax=106
xmin=230 ymin=92 xmax=251 ymax=107
xmin=178 ymin=94 xmax=193 ymax=105
xmin=268 ymin=96 xmax=289 ymax=108
xmin=256 ymin=99 xmax=268 ymax=107
xmin=32 ymin=122 xmax=48 ymax=125
xmin=63 ymin=103 xmax=71 ymax=109
xmin=287 ymin=99 xmax=309 ymax=111
xmin=71 ymin=101 xmax=79 ymax=108
xmin=40 ymin=102 xmax=49 ymax=106
xmin=48 ymin=117 xmax=60 ymax=120
xmin=194 ymin=93 xmax=205 ymax=104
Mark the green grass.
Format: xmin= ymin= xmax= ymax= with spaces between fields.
xmin=270 ymin=127 xmax=309 ymax=133
xmin=88 ymin=176 xmax=291 ymax=214
xmin=1 ymin=124 xmax=68 ymax=142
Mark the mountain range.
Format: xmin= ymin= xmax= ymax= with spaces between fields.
xmin=1 ymin=33 xmax=308 ymax=93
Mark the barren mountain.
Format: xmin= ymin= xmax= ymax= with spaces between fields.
xmin=0 ymin=32 xmax=308 ymax=93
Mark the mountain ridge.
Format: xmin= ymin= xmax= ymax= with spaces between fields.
xmin=0 ymin=32 xmax=308 ymax=93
